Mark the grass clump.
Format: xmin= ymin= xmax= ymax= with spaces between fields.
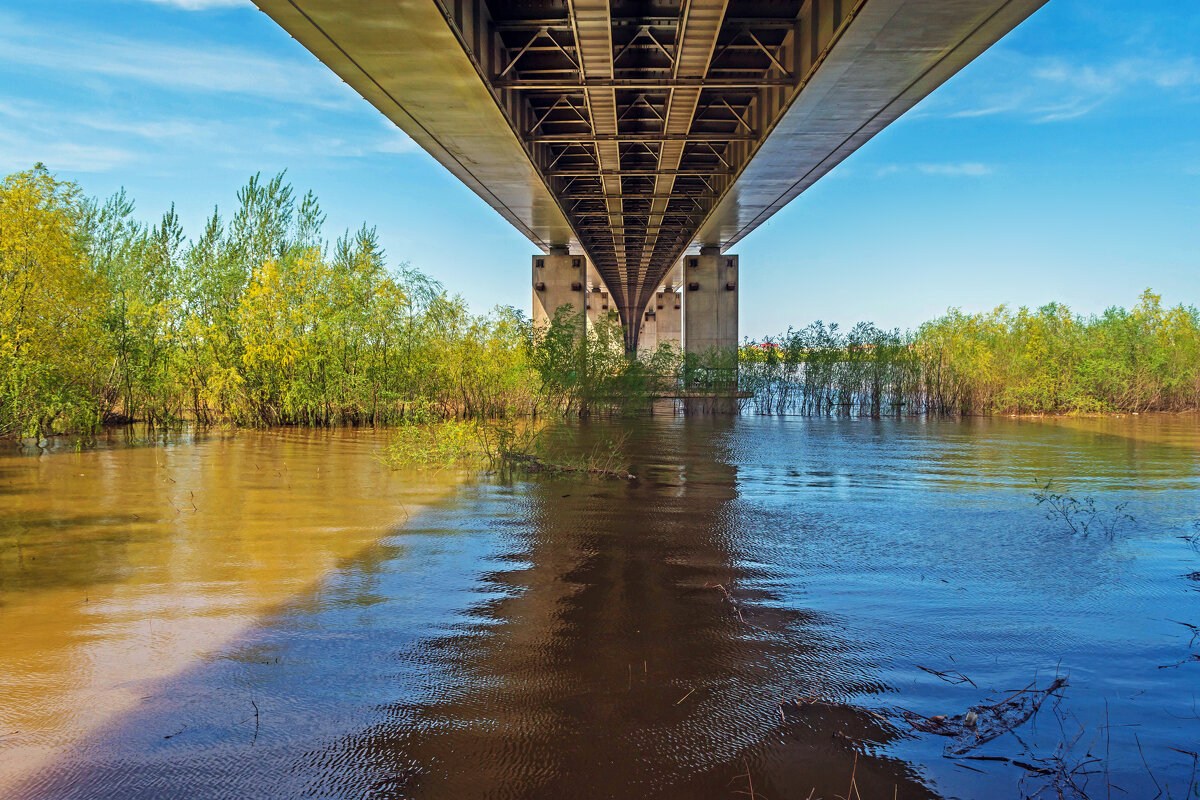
xmin=382 ymin=419 xmax=482 ymax=470
xmin=383 ymin=417 xmax=634 ymax=479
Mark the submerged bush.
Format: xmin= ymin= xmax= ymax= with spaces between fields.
xmin=531 ymin=306 xmax=681 ymax=417
xmin=738 ymin=321 xmax=916 ymax=416
xmin=0 ymin=166 xmax=688 ymax=437
xmin=382 ymin=416 xmax=632 ymax=477
xmin=911 ymin=293 xmax=1200 ymax=414
xmin=382 ymin=420 xmax=482 ymax=469
xmin=0 ymin=167 xmax=112 ymax=436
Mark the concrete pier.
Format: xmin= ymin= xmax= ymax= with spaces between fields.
xmin=531 ymin=249 xmax=739 ymax=412
xmin=679 ymin=249 xmax=739 ymax=412
xmin=584 ymin=262 xmax=615 ymax=327
xmin=531 ymin=249 xmax=588 ymax=326
xmin=682 ymin=249 xmax=738 ymax=356
xmin=637 ymin=287 xmax=682 ymax=357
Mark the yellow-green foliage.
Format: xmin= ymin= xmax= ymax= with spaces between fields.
xmin=0 ymin=167 xmax=111 ymax=436
xmin=0 ymin=167 xmax=681 ymax=438
xmin=9 ymin=164 xmax=1189 ymax=434
xmin=0 ymin=168 xmax=541 ymax=436
xmin=382 ymin=419 xmax=482 ymax=469
xmin=912 ymin=292 xmax=1200 ymax=414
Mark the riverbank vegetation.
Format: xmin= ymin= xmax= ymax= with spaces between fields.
xmin=0 ymin=166 xmax=666 ymax=439
xmin=3 ymin=165 xmax=1197 ymax=439
xmin=741 ymin=293 xmax=1200 ymax=416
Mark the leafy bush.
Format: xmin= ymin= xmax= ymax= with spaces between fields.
xmin=382 ymin=420 xmax=482 ymax=469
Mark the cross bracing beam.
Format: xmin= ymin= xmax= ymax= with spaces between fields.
xmin=253 ymin=0 xmax=1049 ymax=351
xmin=547 ymin=169 xmax=733 ymax=177
xmin=494 ymin=78 xmax=795 ymax=89
xmin=531 ymin=134 xmax=755 ymax=142
xmin=493 ymin=16 xmax=802 ymax=30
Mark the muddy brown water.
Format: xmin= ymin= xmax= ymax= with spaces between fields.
xmin=1 ymin=416 xmax=1198 ymax=799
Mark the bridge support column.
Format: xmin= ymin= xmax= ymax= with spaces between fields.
xmin=531 ymin=249 xmax=588 ymax=327
xmin=637 ymin=286 xmax=681 ymax=357
xmin=682 ymin=249 xmax=738 ymax=356
xmin=681 ymin=248 xmax=739 ymax=412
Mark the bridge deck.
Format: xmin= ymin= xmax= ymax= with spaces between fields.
xmin=253 ymin=0 xmax=1047 ymax=348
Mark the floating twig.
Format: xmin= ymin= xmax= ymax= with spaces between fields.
xmin=251 ymin=699 xmax=260 ymax=745
xmin=918 ymin=664 xmax=977 ymax=688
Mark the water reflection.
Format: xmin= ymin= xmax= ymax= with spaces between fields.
xmin=336 ymin=419 xmax=932 ymax=799
xmin=4 ymin=415 xmax=1199 ymax=799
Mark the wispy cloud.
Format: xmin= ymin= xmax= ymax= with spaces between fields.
xmin=917 ymin=162 xmax=993 ymax=177
xmin=876 ymin=162 xmax=994 ymax=178
xmin=0 ymin=131 xmax=134 ymax=173
xmin=0 ymin=98 xmax=417 ymax=175
xmin=375 ymin=133 xmax=419 ymax=155
xmin=0 ymin=15 xmax=350 ymax=108
xmin=929 ymin=51 xmax=1200 ymax=123
xmin=1032 ymin=57 xmax=1200 ymax=92
xmin=0 ymin=97 xmax=223 ymax=144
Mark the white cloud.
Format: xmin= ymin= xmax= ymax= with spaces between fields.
xmin=0 ymin=135 xmax=134 ymax=174
xmin=927 ymin=51 xmax=1200 ymax=124
xmin=876 ymin=162 xmax=993 ymax=178
xmin=1031 ymin=57 xmax=1200 ymax=92
xmin=917 ymin=162 xmax=993 ymax=177
xmin=375 ymin=132 xmax=419 ymax=155
xmin=0 ymin=97 xmax=219 ymax=143
xmin=0 ymin=16 xmax=351 ymax=108
xmin=0 ymin=97 xmax=418 ymax=175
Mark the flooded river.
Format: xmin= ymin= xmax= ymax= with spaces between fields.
xmin=1 ymin=416 xmax=1198 ymax=799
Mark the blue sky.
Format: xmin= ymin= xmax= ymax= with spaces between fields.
xmin=1 ymin=0 xmax=1197 ymax=337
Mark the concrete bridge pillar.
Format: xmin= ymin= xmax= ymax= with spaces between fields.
xmin=637 ymin=286 xmax=681 ymax=357
xmin=531 ymin=250 xmax=588 ymax=327
xmin=681 ymin=248 xmax=738 ymax=356
xmin=680 ymin=248 xmax=739 ymax=412
xmin=584 ymin=262 xmax=614 ymax=328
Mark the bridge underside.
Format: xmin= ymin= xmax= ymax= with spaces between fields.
xmin=254 ymin=0 xmax=1046 ymax=349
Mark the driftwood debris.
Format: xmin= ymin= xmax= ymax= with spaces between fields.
xmin=899 ymin=676 xmax=1069 ymax=756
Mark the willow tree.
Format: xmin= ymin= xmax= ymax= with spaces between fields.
xmin=0 ymin=166 xmax=111 ymax=436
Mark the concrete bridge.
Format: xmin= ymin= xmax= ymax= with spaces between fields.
xmin=253 ymin=0 xmax=1047 ymax=353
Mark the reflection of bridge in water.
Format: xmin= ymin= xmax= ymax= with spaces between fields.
xmin=12 ymin=423 xmax=939 ymax=800
xmin=254 ymin=0 xmax=1046 ymax=352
